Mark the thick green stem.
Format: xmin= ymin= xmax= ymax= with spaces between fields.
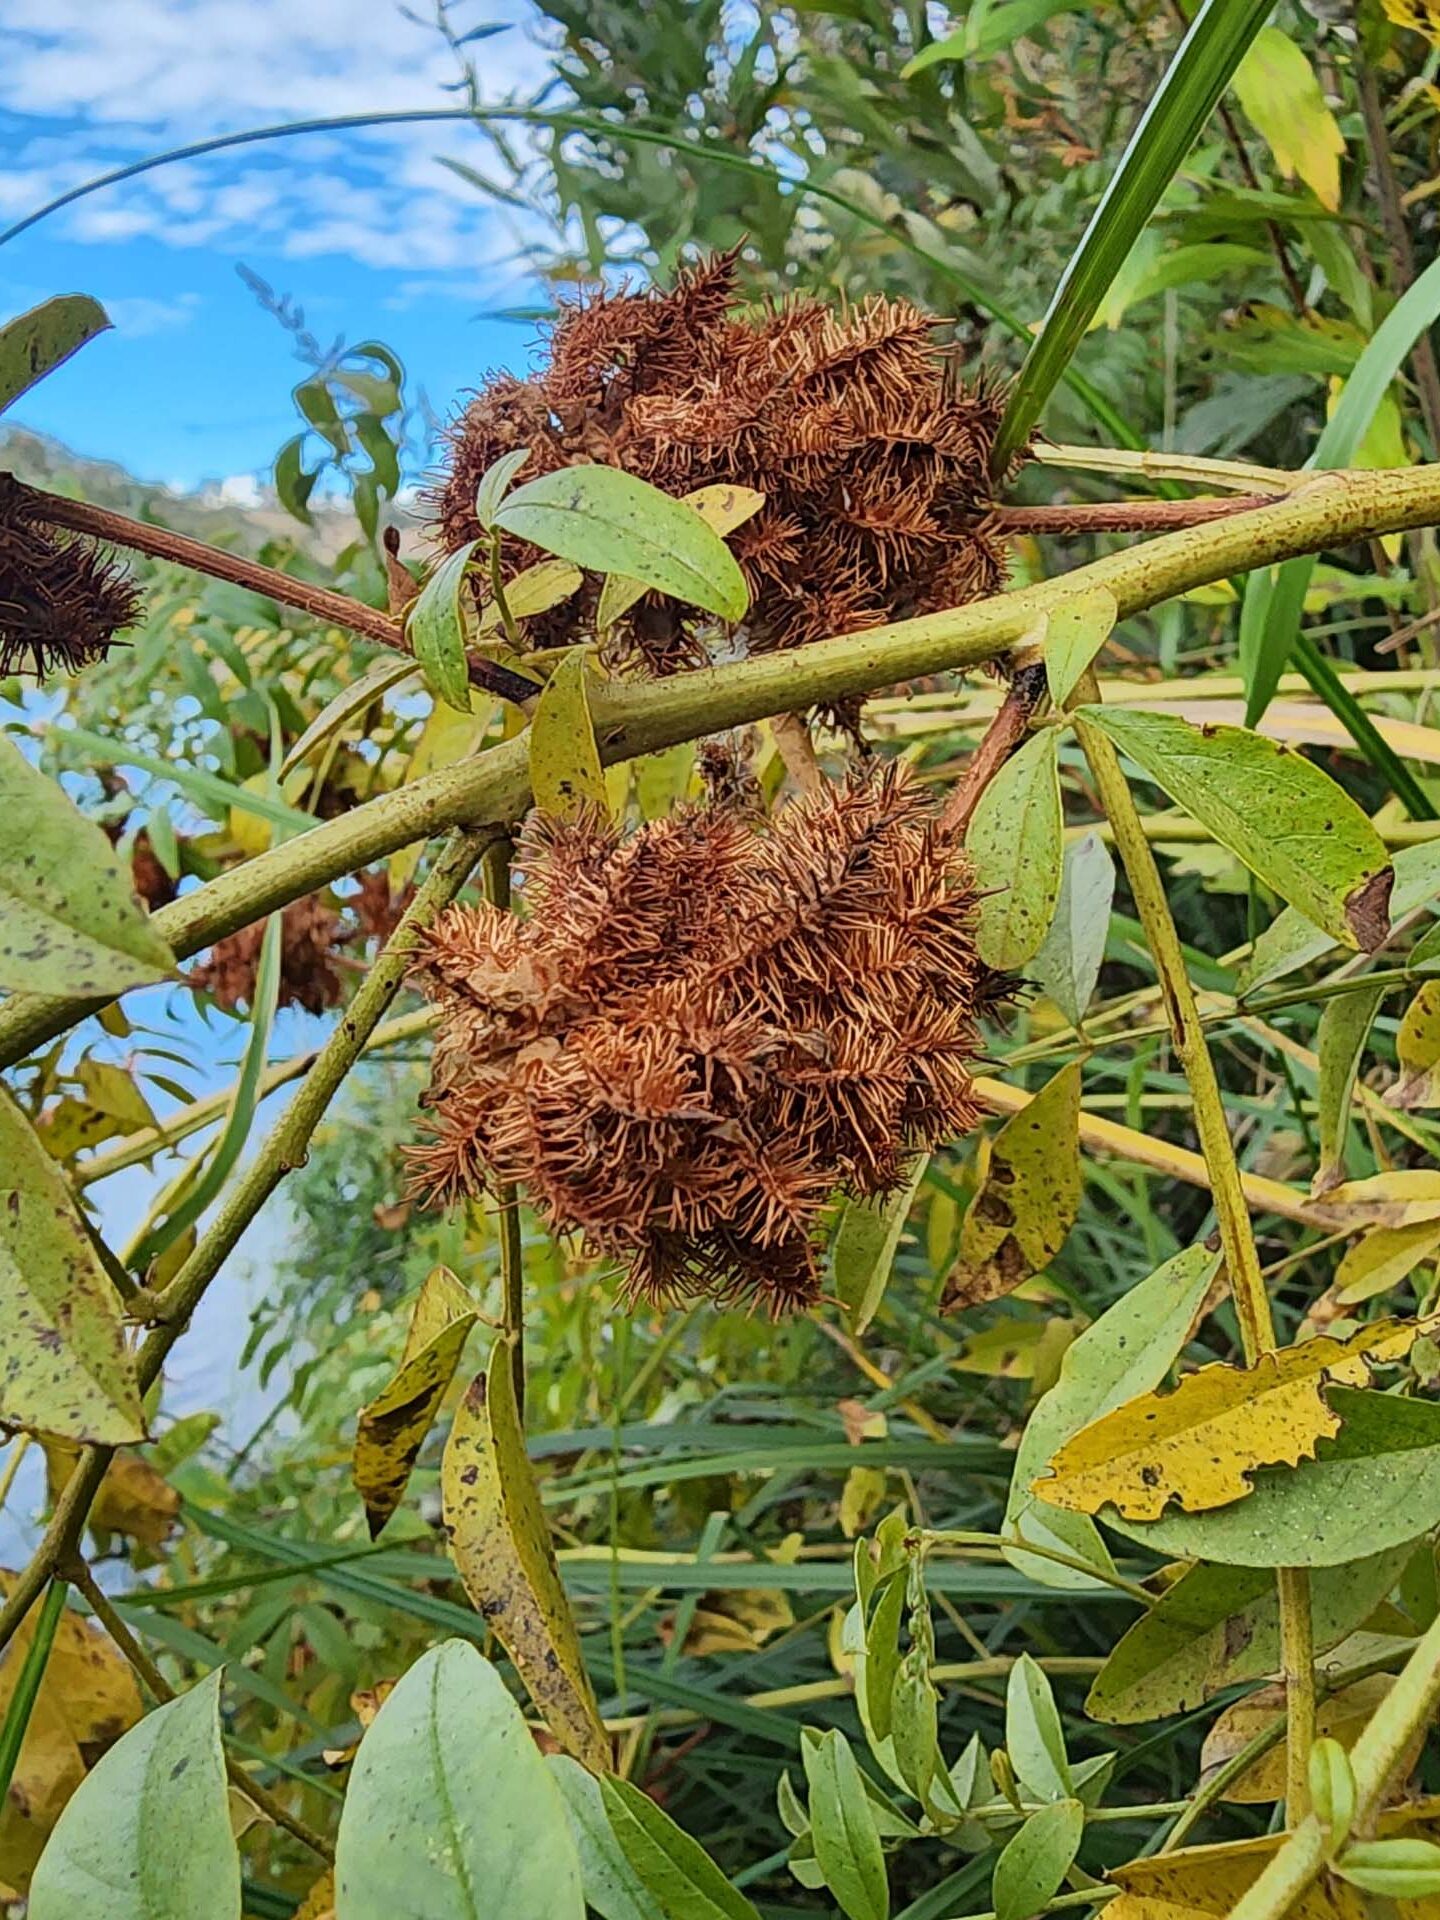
xmin=0 ymin=831 xmax=489 ymax=1659
xmin=7 ymin=464 xmax=1440 ymax=1075
xmin=1074 ymin=712 xmax=1317 ymax=1830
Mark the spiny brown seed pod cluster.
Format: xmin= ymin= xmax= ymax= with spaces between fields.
xmin=407 ymin=764 xmax=992 ymax=1312
xmin=431 ymin=250 xmax=1010 ymax=685
xmin=0 ymin=481 xmax=141 ymax=678
xmin=189 ymin=872 xmax=413 ymax=1015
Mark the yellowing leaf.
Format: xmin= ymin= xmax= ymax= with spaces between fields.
xmin=0 ymin=1088 xmax=145 ymax=1446
xmin=441 ymin=1342 xmax=609 ymax=1769
xmin=43 ymin=1442 xmax=179 ymax=1551
xmin=1390 ymin=981 xmax=1440 ymax=1109
xmin=1386 ymin=0 xmax=1440 ymax=45
xmin=1199 ymin=1675 xmax=1396 ymax=1804
xmin=530 ymin=646 xmax=607 ymax=817
xmin=1321 ymin=1170 xmax=1440 ymax=1229
xmin=1233 ymin=28 xmax=1346 ymax=210
xmin=292 ymin=1873 xmax=335 ymax=1920
xmin=941 ymin=1064 xmax=1082 ymax=1314
xmin=476 ymin=558 xmax=584 ymax=634
xmin=595 ymin=484 xmax=764 ymax=628
xmin=1335 ymin=1220 xmax=1440 ymax=1306
xmin=0 ymin=1575 xmax=143 ymax=1898
xmin=1032 ymin=1319 xmax=1437 ymax=1521
xmin=968 ymin=728 xmax=1064 ymax=971
xmin=353 ymin=1267 xmax=477 ymax=1539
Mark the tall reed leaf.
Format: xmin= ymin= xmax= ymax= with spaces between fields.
xmin=991 ymin=0 xmax=1272 ymax=472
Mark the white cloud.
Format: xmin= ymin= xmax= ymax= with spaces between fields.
xmin=0 ymin=0 xmax=555 ymax=272
xmin=102 ymin=290 xmax=203 ymax=335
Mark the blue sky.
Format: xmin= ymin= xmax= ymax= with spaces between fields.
xmin=0 ymin=0 xmax=554 ymax=489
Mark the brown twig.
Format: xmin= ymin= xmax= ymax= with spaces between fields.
xmin=938 ymin=660 xmax=1050 ymax=837
xmin=2 ymin=475 xmax=537 ymax=705
xmin=64 ymin=1557 xmax=335 ymax=1863
xmin=992 ymin=495 xmax=1267 ymax=535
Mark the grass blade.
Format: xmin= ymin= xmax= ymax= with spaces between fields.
xmin=992 ymin=0 xmax=1272 ymax=470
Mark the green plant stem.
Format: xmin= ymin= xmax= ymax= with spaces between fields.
xmin=0 ymin=1578 xmax=67 ymax=1810
xmin=921 ymin=1529 xmax=1155 ymax=1607
xmin=64 ymin=1559 xmax=334 ymax=1864
xmin=0 ymin=830 xmax=490 ymax=1661
xmin=1074 ymin=710 xmax=1319 ymax=1830
xmin=481 ymin=837 xmax=525 ymax=1415
xmin=7 ymin=460 xmax=1440 ymax=1074
xmin=1228 ymin=1608 xmax=1440 ymax=1920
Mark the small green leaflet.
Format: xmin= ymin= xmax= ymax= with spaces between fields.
xmin=1044 ymin=586 xmax=1119 ymax=707
xmin=831 ymin=1155 xmax=929 ymax=1337
xmin=408 ymin=542 xmax=480 ymax=713
xmin=802 ymin=1730 xmax=889 ymax=1920
xmin=29 ymin=1671 xmax=239 ymax=1920
xmin=335 ymin=1641 xmax=584 ymax=1920
xmin=599 ymin=1774 xmax=762 ymax=1920
xmin=0 ymin=295 xmax=110 ymax=415
xmin=548 ymin=1756 xmax=666 ymax=1920
xmin=968 ymin=730 xmax=1064 ymax=970
xmin=1076 ymin=706 xmax=1393 ymax=951
xmin=1029 ymin=832 xmax=1115 ymax=1027
xmin=1005 ymin=1654 xmax=1072 ymax=1802
xmin=530 ymin=646 xmax=607 ymax=816
xmin=494 ymin=464 xmax=749 ymax=621
xmin=993 ymin=1799 xmax=1084 ymax=1920
xmin=475 ymin=447 xmax=531 ymax=529
xmin=1313 ymin=984 xmax=1387 ymax=1192
xmin=0 ymin=733 xmax=174 ymax=998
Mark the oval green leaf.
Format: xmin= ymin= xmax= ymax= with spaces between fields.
xmin=1044 ymin=587 xmax=1119 ymax=708
xmin=494 ymin=464 xmax=748 ymax=621
xmin=968 ymin=729 xmax=1064 ymax=971
xmin=548 ymin=1756 xmax=666 ymax=1920
xmin=599 ymin=1774 xmax=762 ymax=1920
xmin=474 ymin=447 xmax=531 ymax=530
xmin=407 ymin=542 xmax=479 ymax=714
xmin=1314 ymin=983 xmax=1387 ymax=1191
xmin=0 ymin=295 xmax=110 ymax=415
xmin=594 ymin=483 xmax=764 ymax=629
xmin=1006 ymin=1654 xmax=1072 ymax=1803
xmin=334 ymin=1640 xmax=583 ymax=1920
xmin=29 ymin=1670 xmax=238 ymax=1920
xmin=831 ymin=1155 xmax=929 ymax=1338
xmin=0 ymin=734 xmax=174 ymax=997
xmin=802 ymin=1730 xmax=889 ymax=1920
xmin=1029 ymin=831 xmax=1115 ymax=1028
xmin=993 ymin=1798 xmax=1084 ymax=1920
xmin=1239 ymin=839 xmax=1440 ymax=994
xmin=1076 ymin=706 xmax=1393 ymax=951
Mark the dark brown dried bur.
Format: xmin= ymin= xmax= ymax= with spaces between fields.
xmin=407 ymin=762 xmax=1000 ymax=1313
xmin=429 ymin=251 xmax=1017 ymax=696
xmin=0 ymin=480 xmax=142 ymax=679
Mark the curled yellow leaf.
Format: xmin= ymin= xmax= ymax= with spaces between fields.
xmin=352 ymin=1266 xmax=477 ymax=1539
xmin=442 ymin=1340 xmax=610 ymax=1770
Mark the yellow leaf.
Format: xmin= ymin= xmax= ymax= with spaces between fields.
xmin=0 ymin=1574 xmax=143 ymax=1898
xmin=941 ymin=1063 xmax=1082 ymax=1314
xmin=292 ymin=1872 xmax=336 ymax=1920
xmin=1335 ymin=1220 xmax=1440 ymax=1306
xmin=476 ymin=558 xmax=583 ymax=633
xmin=1032 ymin=1318 xmax=1437 ymax=1521
xmin=43 ymin=1441 xmax=180 ymax=1551
xmin=595 ymin=484 xmax=765 ymax=628
xmin=955 ymin=1319 xmax=1056 ymax=1379
xmin=1321 ymin=1169 xmax=1440 ymax=1229
xmin=1199 ymin=1675 xmax=1397 ymax=1804
xmin=677 ymin=1587 xmax=795 ymax=1655
xmin=1390 ymin=981 xmax=1440 ymax=1109
xmin=1232 ymin=27 xmax=1346 ymax=210
xmin=441 ymin=1342 xmax=610 ymax=1769
xmin=529 ymin=645 xmax=607 ymax=817
xmin=352 ymin=1267 xmax=477 ymax=1540
xmin=1386 ymin=0 xmax=1440 ymax=48
xmin=1106 ymin=1802 xmax=1440 ymax=1920
xmin=840 ymin=1466 xmax=889 ymax=1539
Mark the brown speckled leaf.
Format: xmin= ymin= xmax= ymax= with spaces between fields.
xmin=353 ymin=1267 xmax=477 ymax=1539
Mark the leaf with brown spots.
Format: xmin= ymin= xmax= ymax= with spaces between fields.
xmin=353 ymin=1266 xmax=477 ymax=1539
xmin=0 ymin=1088 xmax=144 ymax=1445
xmin=42 ymin=1442 xmax=179 ymax=1552
xmin=0 ymin=296 xmax=110 ymax=416
xmin=941 ymin=1063 xmax=1082 ymax=1314
xmin=1076 ymin=706 xmax=1393 ymax=952
xmin=0 ymin=734 xmax=175 ymax=998
xmin=1031 ymin=1316 xmax=1439 ymax=1521
xmin=441 ymin=1341 xmax=609 ymax=1769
